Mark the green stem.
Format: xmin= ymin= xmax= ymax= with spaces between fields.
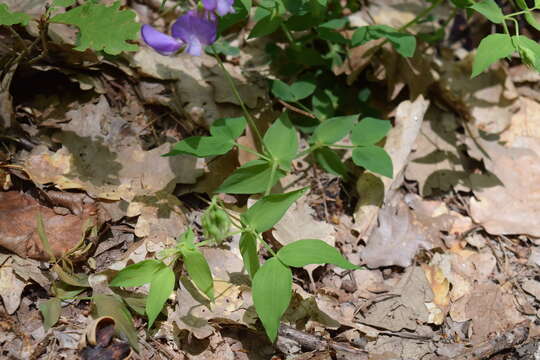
xmin=235 ymin=142 xmax=270 ymax=161
xmin=294 ymin=145 xmax=316 ymax=159
xmin=280 ymin=23 xmax=299 ymax=50
xmin=265 ymin=161 xmax=278 ymax=196
xmin=211 ymin=48 xmax=264 ymax=149
xmin=330 ymin=144 xmax=357 ymax=149
xmin=505 ymin=9 xmax=531 ymax=17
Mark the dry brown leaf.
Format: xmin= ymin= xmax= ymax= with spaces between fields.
xmin=449 ymin=282 xmax=524 ymax=343
xmin=500 ymin=97 xmax=540 ymax=145
xmin=405 ymin=107 xmax=469 ymax=196
xmin=0 ymin=258 xmax=27 ymax=314
xmin=422 ymin=264 xmax=450 ymax=325
xmin=354 ymin=96 xmax=429 ymax=238
xmin=356 ymin=267 xmax=432 ymax=332
xmin=468 ymin=137 xmax=540 ymax=236
xmin=0 ymin=191 xmax=98 ymax=261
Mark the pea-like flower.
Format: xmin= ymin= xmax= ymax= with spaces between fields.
xmin=202 ymin=0 xmax=235 ymax=17
xmin=141 ymin=10 xmax=217 ymax=56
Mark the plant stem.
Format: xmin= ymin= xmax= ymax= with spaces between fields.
xmin=265 ymin=161 xmax=278 ymax=196
xmin=211 ymin=48 xmax=264 ymax=149
xmin=258 ymin=235 xmax=277 ymax=257
xmin=235 ymin=142 xmax=270 ymax=161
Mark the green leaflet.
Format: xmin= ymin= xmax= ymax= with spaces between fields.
xmin=146 ymin=265 xmax=175 ymax=328
xmin=242 ymin=187 xmax=308 ymax=232
xmin=50 ymin=1 xmax=140 ymax=55
xmin=472 ymin=34 xmax=515 ymax=77
xmin=277 ymin=239 xmax=359 ymax=269
xmin=252 ymin=257 xmax=292 ymax=341
xmin=109 ymin=259 xmax=163 ymax=287
xmin=311 ymin=115 xmax=358 ymax=145
xmin=352 ymin=145 xmax=393 ymax=178
xmin=0 ymin=4 xmax=30 ymax=26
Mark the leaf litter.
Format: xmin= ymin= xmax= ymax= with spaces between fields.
xmin=3 ymin=0 xmax=540 ymax=359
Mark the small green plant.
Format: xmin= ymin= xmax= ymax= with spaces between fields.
xmin=465 ymin=0 xmax=540 ymax=76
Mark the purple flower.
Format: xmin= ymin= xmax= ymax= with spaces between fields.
xmin=202 ymin=0 xmax=235 ymax=17
xmin=141 ymin=24 xmax=184 ymax=55
xmin=141 ymin=11 xmax=217 ymax=56
xmin=172 ymin=10 xmax=217 ymax=56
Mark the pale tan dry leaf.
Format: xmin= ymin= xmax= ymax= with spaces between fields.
xmin=422 ymin=264 xmax=450 ymax=325
xmin=0 ymin=259 xmax=26 ymax=314
xmin=354 ymin=96 xmax=429 ymax=238
xmin=521 ymin=279 xmax=540 ymax=302
xmin=405 ymin=107 xmax=469 ymax=196
xmin=356 ymin=267 xmax=432 ymax=332
xmin=500 ymin=97 xmax=540 ymax=145
xmin=468 ymin=137 xmax=540 ymax=236
xmin=438 ymin=59 xmax=518 ymax=134
xmin=449 ymin=282 xmax=524 ymax=343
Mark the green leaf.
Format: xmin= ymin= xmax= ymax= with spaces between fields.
xmin=252 ymin=257 xmax=292 ymax=341
xmin=50 ymin=1 xmax=140 ymax=55
xmin=312 ymin=115 xmax=358 ymax=145
xmin=219 ymin=0 xmax=251 ymax=32
xmin=277 ymin=239 xmax=359 ymax=269
xmin=217 ymin=159 xmax=285 ymax=194
xmin=210 ymin=116 xmax=247 ymax=141
xmin=181 ymin=247 xmax=214 ymax=300
xmin=92 ymin=294 xmax=139 ymax=351
xmin=53 ymin=0 xmax=76 ymax=7
xmin=513 ymin=35 xmax=540 ymax=72
xmin=165 ymin=136 xmax=234 ymax=157
xmin=451 ymin=0 xmax=474 ymax=8
xmin=249 ymin=12 xmax=282 ymax=38
xmin=206 ymin=38 xmax=240 ymax=56
xmin=351 ymin=117 xmax=392 ymax=145
xmin=178 ymin=228 xmax=196 ymax=247
xmin=271 ymin=78 xmax=316 ymax=102
xmin=53 ymin=264 xmax=90 ymax=288
xmin=471 ymin=33 xmax=515 ymax=77
xmin=242 ymin=187 xmax=308 ymax=232
xmin=146 ymin=265 xmax=175 ymax=328
xmin=52 ymin=281 xmax=85 ymax=298
xmin=36 ymin=213 xmax=56 ymax=263
xmin=239 ymin=232 xmax=260 ymax=279
xmin=469 ymin=0 xmax=505 ymax=23
xmin=524 ymin=12 xmax=540 ymax=31
xmin=352 ymin=145 xmax=393 ymax=178
xmin=313 ymin=147 xmax=349 ymax=178
xmin=0 ymin=4 xmax=30 ymax=26
xmin=110 ymin=259 xmax=163 ymax=287
xmin=312 ymin=89 xmax=337 ymax=120
xmin=123 ymin=295 xmax=146 ymax=316
xmin=351 ymin=25 xmax=416 ymax=57
xmin=263 ymin=112 xmax=298 ymax=170
xmin=39 ymin=298 xmax=61 ymax=331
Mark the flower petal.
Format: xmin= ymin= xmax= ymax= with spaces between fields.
xmin=216 ymin=0 xmax=235 ymax=16
xmin=141 ymin=24 xmax=183 ymax=55
xmin=172 ymin=10 xmax=217 ymax=56
xmin=202 ymin=0 xmax=217 ymax=11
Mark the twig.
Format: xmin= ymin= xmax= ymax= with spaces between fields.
xmin=278 ymin=324 xmax=368 ymax=358
xmin=450 ymin=322 xmax=529 ymax=360
xmin=277 ymin=99 xmax=316 ymax=119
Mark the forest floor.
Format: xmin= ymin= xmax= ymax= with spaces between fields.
xmin=2 ymin=0 xmax=540 ymax=359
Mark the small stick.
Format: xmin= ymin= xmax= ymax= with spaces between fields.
xmin=277 ymin=99 xmax=316 ymax=119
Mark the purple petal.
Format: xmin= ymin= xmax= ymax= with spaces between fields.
xmin=172 ymin=10 xmax=217 ymax=56
xmin=141 ymin=24 xmax=183 ymax=55
xmin=216 ymin=0 xmax=235 ymax=16
xmin=202 ymin=0 xmax=217 ymax=11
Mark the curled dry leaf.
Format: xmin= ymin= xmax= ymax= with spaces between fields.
xmin=354 ymin=96 xmax=429 ymax=238
xmin=0 ymin=191 xmax=99 ymax=261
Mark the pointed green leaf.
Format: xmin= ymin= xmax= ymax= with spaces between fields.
xmin=525 ymin=12 xmax=540 ymax=31
xmin=210 ymin=116 xmax=246 ymax=141
xmin=472 ymin=34 xmax=515 ymax=77
xmin=217 ymin=159 xmax=285 ymax=194
xmin=352 ymin=25 xmax=416 ymax=57
xmin=0 ymin=4 xmax=30 ymax=26
xmin=469 ymin=0 xmax=504 ymax=23
xmin=312 ymin=115 xmax=358 ymax=145
xmin=178 ymin=228 xmax=196 ymax=247
xmin=164 ymin=136 xmax=234 ymax=157
xmin=263 ymin=112 xmax=298 ymax=169
xmin=110 ymin=259 xmax=163 ymax=287
xmin=50 ymin=1 xmax=140 ymax=55
xmin=53 ymin=264 xmax=90 ymax=288
xmin=252 ymin=257 xmax=292 ymax=342
xmin=146 ymin=265 xmax=175 ymax=328
xmin=513 ymin=35 xmax=540 ymax=72
xmin=181 ymin=248 xmax=214 ymax=300
xmin=40 ymin=298 xmax=62 ymax=331
xmin=313 ymin=147 xmax=349 ymax=178
xmin=240 ymin=232 xmax=260 ymax=279
xmin=93 ymin=294 xmax=139 ymax=351
xmin=351 ymin=117 xmax=392 ymax=145
xmin=249 ymin=12 xmax=282 ymax=38
xmin=290 ymin=80 xmax=317 ymax=101
xmin=277 ymin=239 xmax=359 ymax=269
xmin=271 ymin=79 xmax=296 ymax=102
xmin=352 ymin=145 xmax=393 ymax=178
xmin=242 ymin=187 xmax=308 ymax=233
